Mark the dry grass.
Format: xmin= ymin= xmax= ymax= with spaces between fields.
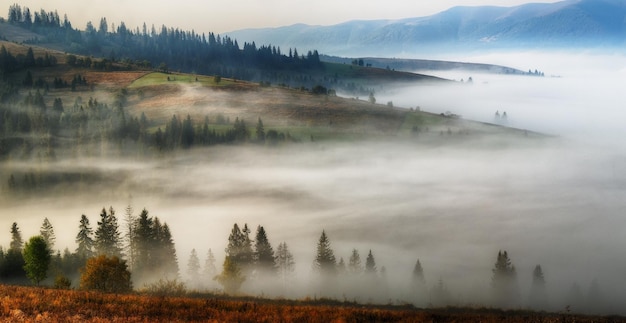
xmin=0 ymin=284 xmax=620 ymax=322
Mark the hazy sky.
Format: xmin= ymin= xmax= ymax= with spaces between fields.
xmin=14 ymin=0 xmax=561 ymax=33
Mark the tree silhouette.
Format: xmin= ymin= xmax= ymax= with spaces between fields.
xmin=365 ymin=250 xmax=377 ymax=275
xmin=187 ymin=248 xmax=201 ymax=285
xmin=491 ymin=250 xmax=519 ymax=307
xmin=348 ymin=249 xmax=362 ymax=275
xmin=203 ymin=248 xmax=217 ymax=285
xmin=275 ymin=242 xmax=295 ymax=290
xmin=75 ymin=214 xmax=94 ymax=259
xmin=253 ymin=225 xmax=275 ymax=275
xmin=94 ymin=207 xmax=123 ymax=258
xmin=528 ymin=264 xmax=548 ymax=310
xmin=39 ymin=218 xmax=56 ymax=252
xmin=313 ymin=230 xmax=336 ymax=276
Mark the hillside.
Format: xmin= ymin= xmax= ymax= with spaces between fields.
xmin=225 ymin=0 xmax=626 ymax=56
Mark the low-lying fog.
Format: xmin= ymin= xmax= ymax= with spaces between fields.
xmin=2 ymin=51 xmax=626 ymax=314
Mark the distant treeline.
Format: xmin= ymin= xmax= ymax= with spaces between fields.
xmin=0 ymin=208 xmax=611 ymax=314
xmin=6 ymin=4 xmax=322 ymax=84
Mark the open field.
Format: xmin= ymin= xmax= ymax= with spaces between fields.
xmin=0 ymin=285 xmax=620 ymax=322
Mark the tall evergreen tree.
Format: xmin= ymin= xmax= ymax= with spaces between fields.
xmin=314 ymin=230 xmax=336 ymax=276
xmin=348 ymin=249 xmax=362 ymax=275
xmin=253 ymin=225 xmax=275 ymax=275
xmin=203 ymin=248 xmax=217 ymax=282
xmin=528 ymin=264 xmax=548 ymax=310
xmin=157 ymin=222 xmax=179 ymax=279
xmin=225 ymin=223 xmax=253 ymax=275
xmin=94 ymin=207 xmax=123 ymax=257
xmin=75 ymin=214 xmax=94 ymax=259
xmin=132 ymin=208 xmax=153 ymax=276
xmin=412 ymin=258 xmax=425 ymax=285
xmin=256 ymin=118 xmax=265 ymax=143
xmin=187 ymin=248 xmax=201 ymax=284
xmin=39 ymin=218 xmax=56 ymax=252
xmin=491 ymin=250 xmax=519 ymax=307
xmin=365 ymin=250 xmax=377 ymax=275
xmin=122 ymin=203 xmax=136 ymax=271
xmin=275 ymin=242 xmax=295 ymax=289
xmin=10 ymin=222 xmax=23 ymax=251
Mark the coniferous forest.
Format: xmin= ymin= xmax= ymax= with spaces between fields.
xmin=0 ymin=3 xmax=625 ymax=322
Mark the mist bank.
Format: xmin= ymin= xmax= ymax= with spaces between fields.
xmin=1 ymin=134 xmax=625 ymax=313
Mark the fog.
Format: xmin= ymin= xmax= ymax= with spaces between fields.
xmin=2 ymin=51 xmax=626 ymax=314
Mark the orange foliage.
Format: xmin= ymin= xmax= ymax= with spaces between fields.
xmin=0 ymin=284 xmax=619 ymax=322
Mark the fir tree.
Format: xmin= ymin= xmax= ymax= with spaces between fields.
xmin=314 ymin=230 xmax=336 ymax=276
xmin=39 ymin=218 xmax=56 ymax=252
xmin=348 ymin=249 xmax=362 ymax=275
xmin=491 ymin=250 xmax=519 ymax=307
xmin=94 ymin=207 xmax=123 ymax=258
xmin=365 ymin=250 xmax=377 ymax=275
xmin=275 ymin=242 xmax=295 ymax=289
xmin=187 ymin=248 xmax=201 ymax=284
xmin=203 ymin=248 xmax=217 ymax=282
xmin=75 ymin=214 xmax=94 ymax=259
xmin=253 ymin=225 xmax=275 ymax=275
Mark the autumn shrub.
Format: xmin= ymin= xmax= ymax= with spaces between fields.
xmin=79 ymin=255 xmax=132 ymax=293
xmin=140 ymin=278 xmax=187 ymax=297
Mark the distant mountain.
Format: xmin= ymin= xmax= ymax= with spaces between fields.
xmin=226 ymin=0 xmax=626 ymax=56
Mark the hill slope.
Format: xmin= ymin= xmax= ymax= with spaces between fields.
xmin=226 ymin=0 xmax=626 ymax=56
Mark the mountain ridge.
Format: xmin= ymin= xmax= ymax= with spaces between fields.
xmin=225 ymin=0 xmax=626 ymax=56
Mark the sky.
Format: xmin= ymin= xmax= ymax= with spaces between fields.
xmin=13 ymin=0 xmax=561 ymax=34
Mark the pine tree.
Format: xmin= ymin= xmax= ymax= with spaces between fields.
xmin=275 ymin=242 xmax=295 ymax=289
xmin=253 ymin=225 xmax=275 ymax=275
xmin=122 ymin=203 xmax=136 ymax=271
xmin=75 ymin=214 xmax=94 ymax=259
xmin=225 ymin=223 xmax=253 ymax=275
xmin=412 ymin=258 xmax=425 ymax=285
xmin=203 ymin=248 xmax=217 ymax=281
xmin=337 ymin=257 xmax=346 ymax=275
xmin=491 ymin=250 xmax=519 ymax=307
xmin=365 ymin=250 xmax=377 ymax=275
xmin=528 ymin=264 xmax=548 ymax=310
xmin=187 ymin=248 xmax=201 ymax=284
xmin=132 ymin=208 xmax=153 ymax=276
xmin=348 ymin=249 xmax=362 ymax=275
xmin=94 ymin=207 xmax=123 ymax=258
xmin=256 ymin=118 xmax=265 ymax=143
xmin=39 ymin=218 xmax=56 ymax=252
xmin=314 ymin=230 xmax=336 ymax=276
xmin=155 ymin=221 xmax=179 ymax=280
xmin=10 ymin=222 xmax=23 ymax=251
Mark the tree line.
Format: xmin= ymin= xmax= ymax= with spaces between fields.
xmin=0 ymin=209 xmax=612 ymax=314
xmin=6 ymin=4 xmax=323 ymax=87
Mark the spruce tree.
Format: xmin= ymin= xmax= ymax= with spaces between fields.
xmin=412 ymin=258 xmax=425 ymax=285
xmin=491 ymin=250 xmax=519 ymax=307
xmin=187 ymin=248 xmax=201 ymax=284
xmin=314 ymin=230 xmax=336 ymax=276
xmin=75 ymin=214 xmax=94 ymax=259
xmin=365 ymin=250 xmax=377 ymax=275
xmin=10 ymin=222 xmax=23 ymax=251
xmin=253 ymin=225 xmax=275 ymax=275
xmin=348 ymin=249 xmax=362 ymax=275
xmin=275 ymin=242 xmax=295 ymax=289
xmin=94 ymin=207 xmax=123 ymax=258
xmin=528 ymin=264 xmax=548 ymax=309
xmin=203 ymin=248 xmax=217 ymax=282
xmin=39 ymin=218 xmax=56 ymax=252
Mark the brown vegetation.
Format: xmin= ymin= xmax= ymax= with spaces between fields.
xmin=0 ymin=284 xmax=621 ymax=322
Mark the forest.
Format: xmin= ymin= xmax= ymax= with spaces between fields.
xmin=4 ymin=4 xmax=324 ymax=87
xmin=0 ymin=203 xmax=557 ymax=312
